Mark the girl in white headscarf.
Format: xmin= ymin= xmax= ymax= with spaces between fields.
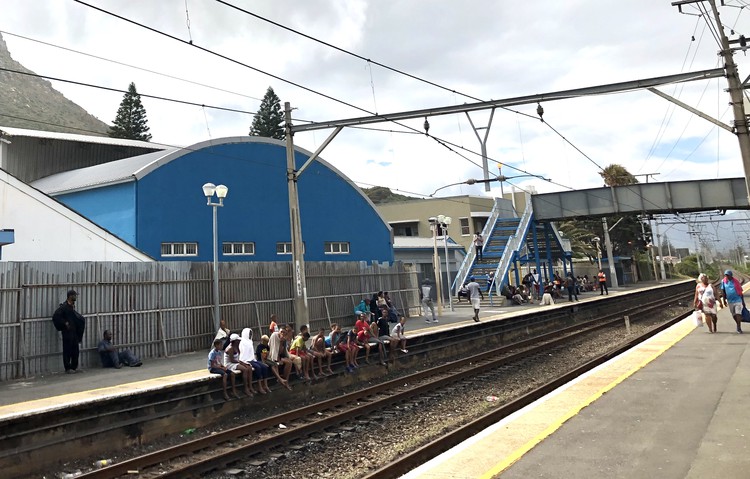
xmin=240 ymin=328 xmax=272 ymax=393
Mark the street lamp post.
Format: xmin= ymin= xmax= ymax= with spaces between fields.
xmin=202 ymin=182 xmax=228 ymax=333
xmin=437 ymin=215 xmax=454 ymax=312
xmin=592 ymin=236 xmax=603 ymax=271
xmin=429 ymin=217 xmax=443 ymax=316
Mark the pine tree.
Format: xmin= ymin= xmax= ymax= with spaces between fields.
xmin=108 ymin=82 xmax=152 ymax=141
xmin=249 ymin=86 xmax=284 ymax=140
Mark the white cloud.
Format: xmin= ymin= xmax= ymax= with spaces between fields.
xmin=1 ymin=0 xmax=749 ymax=202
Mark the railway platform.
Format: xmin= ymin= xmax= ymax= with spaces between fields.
xmin=0 ymin=279 xmax=689 ymax=479
xmin=404 ymin=296 xmax=750 ymax=479
xmin=0 ymin=280 xmax=666 ymax=416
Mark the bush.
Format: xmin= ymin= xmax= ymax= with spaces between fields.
xmin=675 ymin=255 xmax=719 ymax=280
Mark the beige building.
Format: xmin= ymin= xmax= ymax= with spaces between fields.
xmin=377 ymin=195 xmax=517 ymax=254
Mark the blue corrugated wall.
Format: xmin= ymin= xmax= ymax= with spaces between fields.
xmin=57 ymin=140 xmax=393 ymax=263
xmin=57 ymin=182 xmax=137 ymax=244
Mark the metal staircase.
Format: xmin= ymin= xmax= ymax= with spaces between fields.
xmin=452 ymin=194 xmax=571 ymax=296
xmin=452 ymin=197 xmax=504 ymax=295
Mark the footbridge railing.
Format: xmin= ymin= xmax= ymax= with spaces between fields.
xmin=452 ymin=198 xmax=503 ymax=295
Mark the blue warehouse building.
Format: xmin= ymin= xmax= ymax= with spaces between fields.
xmin=31 ymin=137 xmax=394 ymax=263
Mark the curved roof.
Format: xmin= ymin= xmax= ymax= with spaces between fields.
xmin=30 ymin=136 xmax=388 ymax=227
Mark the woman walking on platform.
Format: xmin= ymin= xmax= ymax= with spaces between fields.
xmin=695 ymin=273 xmax=718 ymax=333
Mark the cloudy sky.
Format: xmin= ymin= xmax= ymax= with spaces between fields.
xmin=3 ymin=0 xmax=750 ymax=248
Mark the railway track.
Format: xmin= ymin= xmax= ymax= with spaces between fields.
xmin=79 ymin=286 xmax=693 ymax=478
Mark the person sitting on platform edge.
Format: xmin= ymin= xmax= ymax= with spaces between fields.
xmin=97 ymin=330 xmax=142 ymax=368
xmin=354 ymin=297 xmax=374 ymax=322
xmin=208 ymin=338 xmax=235 ymax=400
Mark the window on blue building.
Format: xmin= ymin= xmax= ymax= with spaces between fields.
xmin=324 ymin=242 xmax=350 ymax=254
xmin=161 ymin=242 xmax=198 ymax=257
xmin=276 ymin=242 xmax=305 ymax=254
xmin=223 ymin=242 xmax=255 ymax=255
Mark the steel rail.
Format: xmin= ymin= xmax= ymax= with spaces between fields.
xmin=363 ymin=307 xmax=695 ymax=479
xmin=82 ymin=289 xmax=692 ymax=478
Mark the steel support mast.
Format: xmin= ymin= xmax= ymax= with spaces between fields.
xmin=673 ymin=0 xmax=750 ymax=203
xmin=285 ymin=102 xmax=308 ymax=334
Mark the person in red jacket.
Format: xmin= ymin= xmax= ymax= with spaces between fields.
xmin=597 ymin=270 xmax=608 ymax=295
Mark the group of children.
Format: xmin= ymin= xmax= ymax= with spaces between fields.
xmin=207 ymin=311 xmax=409 ymax=399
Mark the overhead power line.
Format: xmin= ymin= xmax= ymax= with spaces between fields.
xmin=0 ymin=67 xmax=257 ymax=116
xmin=69 ymin=0 xmax=707 ymax=211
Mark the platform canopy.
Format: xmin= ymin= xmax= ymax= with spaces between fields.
xmin=532 ymin=177 xmax=749 ymax=220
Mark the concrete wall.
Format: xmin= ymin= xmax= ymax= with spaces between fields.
xmin=378 ymin=196 xmax=515 ymax=253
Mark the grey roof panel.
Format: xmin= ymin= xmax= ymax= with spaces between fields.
xmin=0 ymin=125 xmax=169 ymax=149
xmin=31 ymin=149 xmax=176 ymax=195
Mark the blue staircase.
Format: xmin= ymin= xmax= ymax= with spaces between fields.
xmin=466 ymin=217 xmax=521 ymax=290
xmin=453 ymin=194 xmax=571 ymax=297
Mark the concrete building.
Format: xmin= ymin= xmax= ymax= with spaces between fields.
xmin=0 ymin=168 xmax=152 ymax=261
xmin=377 ymin=196 xmax=517 ymax=254
xmin=31 ymin=136 xmax=393 ymax=263
xmin=393 ymin=235 xmax=466 ymax=286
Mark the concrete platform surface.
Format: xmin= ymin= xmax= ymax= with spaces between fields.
xmin=404 ymin=300 xmax=750 ymax=479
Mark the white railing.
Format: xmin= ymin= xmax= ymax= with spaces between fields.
xmin=452 ymin=198 xmax=504 ymax=294
xmin=492 ymin=194 xmax=534 ymax=296
xmin=549 ymin=222 xmax=573 ymax=254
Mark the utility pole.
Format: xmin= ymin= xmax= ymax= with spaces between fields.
xmin=674 ymin=0 xmax=750 ymax=203
xmin=602 ymin=218 xmax=619 ymax=288
xmin=689 ymin=230 xmax=703 ymax=271
xmin=285 ymin=102 xmax=309 ymax=333
xmin=654 ymin=219 xmax=667 ymax=280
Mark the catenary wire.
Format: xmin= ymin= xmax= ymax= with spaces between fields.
xmin=0 ymin=30 xmax=264 ymax=102
xmin=214 ymin=0 xmax=609 ymax=174
xmin=73 ymin=0 xmax=610 ymax=180
xmin=0 ymin=67 xmax=257 ymax=116
xmin=49 ymin=2 xmax=722 ymax=216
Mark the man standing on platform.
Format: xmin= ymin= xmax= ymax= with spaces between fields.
xmin=466 ymin=276 xmax=484 ymax=322
xmin=597 ymin=270 xmax=608 ymax=295
xmin=720 ymin=270 xmax=745 ymax=334
xmin=420 ymin=279 xmax=437 ymax=323
xmin=52 ymin=289 xmax=86 ymax=374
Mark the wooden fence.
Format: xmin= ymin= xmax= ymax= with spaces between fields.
xmin=0 ymin=261 xmax=419 ymax=381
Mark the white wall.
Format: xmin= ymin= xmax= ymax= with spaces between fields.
xmin=0 ymin=170 xmax=152 ymax=261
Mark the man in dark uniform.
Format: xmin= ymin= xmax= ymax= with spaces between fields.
xmin=52 ymin=290 xmax=85 ymax=373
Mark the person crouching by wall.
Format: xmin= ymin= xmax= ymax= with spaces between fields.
xmin=97 ymin=330 xmax=142 ymax=368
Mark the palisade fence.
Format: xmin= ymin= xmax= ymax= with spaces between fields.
xmin=0 ymin=261 xmax=419 ymax=381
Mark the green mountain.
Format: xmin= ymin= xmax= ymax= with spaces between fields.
xmin=362 ymin=186 xmax=419 ymax=204
xmin=0 ymin=32 xmax=109 ymax=135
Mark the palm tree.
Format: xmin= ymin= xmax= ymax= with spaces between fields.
xmin=599 ymin=164 xmax=637 ymax=186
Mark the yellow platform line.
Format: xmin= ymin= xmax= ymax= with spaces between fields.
xmin=0 ymin=369 xmax=209 ymax=420
xmin=405 ymin=317 xmax=696 ymax=479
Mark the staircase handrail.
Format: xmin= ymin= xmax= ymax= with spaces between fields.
xmin=493 ymin=194 xmax=534 ymax=296
xmin=549 ymin=222 xmax=573 ymax=254
xmin=452 ymin=198 xmax=503 ymax=294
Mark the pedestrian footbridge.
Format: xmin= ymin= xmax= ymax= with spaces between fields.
xmin=452 ymin=177 xmax=748 ymax=298
xmin=531 ymin=177 xmax=748 ymax=221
